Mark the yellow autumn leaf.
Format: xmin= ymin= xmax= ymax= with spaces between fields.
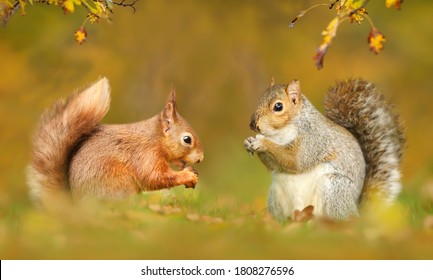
xmin=63 ymin=0 xmax=74 ymax=13
xmin=63 ymin=0 xmax=81 ymax=14
xmin=88 ymin=12 xmax=100 ymax=24
xmin=314 ymin=17 xmax=340 ymax=69
xmin=321 ymin=17 xmax=339 ymax=44
xmin=95 ymin=1 xmax=110 ymax=20
xmin=350 ymin=7 xmax=367 ymax=24
xmin=18 ymin=0 xmax=26 ymax=15
xmin=336 ymin=0 xmax=362 ymax=14
xmin=74 ymin=26 xmax=87 ymax=44
xmin=386 ymin=0 xmax=403 ymax=10
xmin=344 ymin=0 xmax=363 ymax=11
xmin=368 ymin=28 xmax=386 ymax=54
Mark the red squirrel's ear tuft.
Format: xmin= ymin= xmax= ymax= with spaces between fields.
xmin=162 ymin=86 xmax=178 ymax=134
xmin=285 ymin=79 xmax=302 ymax=105
xmin=168 ymin=84 xmax=177 ymax=108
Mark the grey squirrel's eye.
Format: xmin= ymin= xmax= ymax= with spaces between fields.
xmin=183 ymin=136 xmax=192 ymax=145
xmin=273 ymin=102 xmax=283 ymax=112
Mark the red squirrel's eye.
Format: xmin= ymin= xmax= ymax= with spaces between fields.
xmin=273 ymin=102 xmax=283 ymax=112
xmin=183 ymin=136 xmax=192 ymax=145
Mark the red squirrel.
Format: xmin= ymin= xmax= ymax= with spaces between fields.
xmin=27 ymin=77 xmax=203 ymax=207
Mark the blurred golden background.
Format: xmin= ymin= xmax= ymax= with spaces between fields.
xmin=1 ymin=1 xmax=433 ymax=259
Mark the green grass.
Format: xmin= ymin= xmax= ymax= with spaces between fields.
xmin=1 ymin=183 xmax=433 ymax=260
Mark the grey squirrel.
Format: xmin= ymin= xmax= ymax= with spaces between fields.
xmin=27 ymin=77 xmax=204 ymax=208
xmin=244 ymin=78 xmax=405 ymax=220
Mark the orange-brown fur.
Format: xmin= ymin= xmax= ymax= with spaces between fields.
xmin=27 ymin=77 xmax=204 ymax=206
xmin=257 ymin=137 xmax=301 ymax=173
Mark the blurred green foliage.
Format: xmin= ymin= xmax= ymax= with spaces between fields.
xmin=1 ymin=0 xmax=433 ymax=259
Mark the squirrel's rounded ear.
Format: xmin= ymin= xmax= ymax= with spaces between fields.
xmin=285 ymin=80 xmax=302 ymax=105
xmin=270 ymin=76 xmax=275 ymax=87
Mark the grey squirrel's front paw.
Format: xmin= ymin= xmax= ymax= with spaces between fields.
xmin=244 ymin=135 xmax=265 ymax=155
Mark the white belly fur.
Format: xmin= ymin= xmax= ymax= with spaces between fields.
xmin=268 ymin=163 xmax=332 ymax=219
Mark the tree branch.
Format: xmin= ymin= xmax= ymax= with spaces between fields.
xmin=112 ymin=0 xmax=137 ymax=13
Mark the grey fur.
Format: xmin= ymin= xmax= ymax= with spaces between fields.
xmin=325 ymin=78 xmax=405 ymax=204
xmin=246 ymin=78 xmax=404 ymax=220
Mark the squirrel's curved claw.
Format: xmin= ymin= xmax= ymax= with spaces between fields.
xmin=244 ymin=136 xmax=264 ymax=155
xmin=244 ymin=137 xmax=254 ymax=155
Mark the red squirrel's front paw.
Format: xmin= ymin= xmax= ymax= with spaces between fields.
xmin=183 ymin=166 xmax=198 ymax=188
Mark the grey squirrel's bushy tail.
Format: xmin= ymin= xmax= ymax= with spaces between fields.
xmin=324 ymin=78 xmax=405 ymax=205
xmin=27 ymin=77 xmax=111 ymax=207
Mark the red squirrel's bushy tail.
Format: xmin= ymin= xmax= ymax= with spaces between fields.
xmin=27 ymin=77 xmax=111 ymax=207
xmin=324 ymin=78 xmax=406 ymax=205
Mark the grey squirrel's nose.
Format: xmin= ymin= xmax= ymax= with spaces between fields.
xmin=250 ymin=118 xmax=259 ymax=132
